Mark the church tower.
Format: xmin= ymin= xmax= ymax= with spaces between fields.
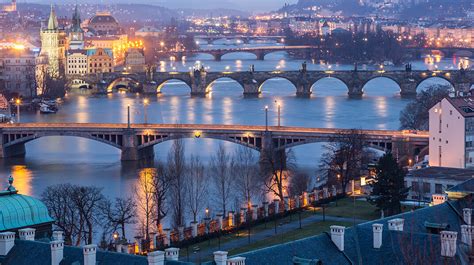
xmin=39 ymin=5 xmax=66 ymax=77
xmin=69 ymin=5 xmax=84 ymax=50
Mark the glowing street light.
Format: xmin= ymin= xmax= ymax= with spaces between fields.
xmin=264 ymin=105 xmax=269 ymax=131
xmin=15 ymin=98 xmax=21 ymax=123
xmin=275 ymin=100 xmax=281 ymax=127
xmin=143 ymin=98 xmax=149 ymax=124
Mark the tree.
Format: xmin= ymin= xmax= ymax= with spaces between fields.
xmin=185 ymin=155 xmax=208 ymax=222
xmin=150 ymin=163 xmax=171 ymax=234
xmin=100 ymin=197 xmax=136 ymax=240
xmin=370 ymin=153 xmax=409 ymax=216
xmin=167 ymin=139 xmax=187 ymax=228
xmin=319 ymin=129 xmax=368 ymax=195
xmin=399 ymin=85 xmax=451 ymax=130
xmin=136 ymin=168 xmax=155 ymax=240
xmin=260 ymin=148 xmax=296 ymax=202
xmin=210 ymin=144 xmax=234 ymax=215
xmin=234 ymin=147 xmax=261 ymax=208
xmin=71 ymin=186 xmax=106 ymax=245
xmin=289 ymin=172 xmax=311 ymax=197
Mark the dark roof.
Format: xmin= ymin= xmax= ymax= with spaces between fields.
xmin=447 ymin=178 xmax=474 ymax=194
xmin=406 ymin=167 xmax=474 ymax=181
xmin=237 ymin=199 xmax=472 ymax=265
xmin=89 ymin=14 xmax=118 ymax=24
xmin=446 ymin=96 xmax=474 ymax=118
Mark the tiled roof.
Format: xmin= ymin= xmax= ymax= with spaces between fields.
xmin=406 ymin=167 xmax=474 ymax=181
xmin=0 ymin=192 xmax=53 ymax=231
xmin=446 ymin=96 xmax=474 ymax=118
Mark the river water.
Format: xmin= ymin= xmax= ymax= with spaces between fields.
xmin=0 ymin=40 xmax=466 ymax=231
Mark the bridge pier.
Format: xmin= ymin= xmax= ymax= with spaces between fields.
xmin=143 ymin=81 xmax=158 ymax=94
xmin=400 ymin=82 xmax=417 ymax=98
xmin=454 ymin=82 xmax=471 ymax=95
xmin=259 ymin=131 xmax=287 ymax=170
xmin=243 ymin=82 xmax=260 ymax=97
xmin=0 ymin=143 xmax=26 ymax=158
xmin=296 ymin=82 xmax=312 ymax=98
xmin=348 ymin=87 xmax=363 ymax=98
xmin=121 ymin=130 xmax=155 ymax=161
xmin=256 ymin=51 xmax=265 ymax=61
xmin=191 ymin=70 xmax=208 ymax=96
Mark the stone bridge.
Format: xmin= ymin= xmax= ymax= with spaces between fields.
xmin=194 ymin=35 xmax=285 ymax=45
xmin=68 ymin=68 xmax=474 ymax=97
xmin=168 ymin=46 xmax=315 ymax=61
xmin=0 ymin=123 xmax=428 ymax=162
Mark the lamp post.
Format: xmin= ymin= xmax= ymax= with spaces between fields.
xmin=265 ymin=105 xmax=268 ymax=131
xmin=275 ymin=100 xmax=281 ymax=127
xmin=127 ymin=104 xmax=131 ymax=128
xmin=15 ymin=98 xmax=21 ymax=123
xmin=143 ymin=98 xmax=149 ymax=124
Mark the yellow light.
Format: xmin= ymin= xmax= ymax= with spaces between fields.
xmin=143 ymin=98 xmax=149 ymax=105
xmin=15 ymin=98 xmax=21 ymax=105
xmin=194 ymin=131 xmax=201 ymax=138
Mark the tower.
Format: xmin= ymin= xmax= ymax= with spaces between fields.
xmin=39 ymin=5 xmax=66 ymax=78
xmin=69 ymin=5 xmax=84 ymax=50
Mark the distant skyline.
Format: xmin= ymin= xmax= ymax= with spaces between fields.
xmin=23 ymin=0 xmax=297 ymax=12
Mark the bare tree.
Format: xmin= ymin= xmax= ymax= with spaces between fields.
xmin=41 ymin=184 xmax=80 ymax=245
xmin=71 ymin=186 xmax=106 ymax=245
xmin=319 ymin=129 xmax=367 ymax=194
xmin=186 ymin=155 xmax=208 ymax=222
xmin=136 ymin=168 xmax=155 ymax=240
xmin=100 ymin=197 xmax=136 ymax=240
xmin=260 ymin=148 xmax=296 ymax=202
xmin=210 ymin=144 xmax=234 ymax=215
xmin=150 ymin=163 xmax=171 ymax=234
xmin=167 ymin=139 xmax=187 ymax=228
xmin=289 ymin=171 xmax=311 ymax=197
xmin=234 ymin=147 xmax=261 ymax=208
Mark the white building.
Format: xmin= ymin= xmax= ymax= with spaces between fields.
xmin=66 ymin=50 xmax=88 ymax=75
xmin=429 ymin=96 xmax=474 ymax=168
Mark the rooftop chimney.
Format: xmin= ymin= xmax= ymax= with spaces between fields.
xmin=0 ymin=232 xmax=15 ymax=256
xmin=330 ymin=225 xmax=345 ymax=251
xmin=372 ymin=223 xmax=383 ymax=249
xmin=164 ymin=247 xmax=179 ymax=261
xmin=52 ymin=230 xmax=63 ymax=241
xmin=464 ymin=208 xmax=472 ymax=225
xmin=214 ymin=251 xmax=228 ymax=265
xmin=50 ymin=240 xmax=64 ymax=265
xmin=432 ymin=194 xmax=448 ymax=206
xmin=18 ymin=228 xmax=35 ymax=241
xmin=388 ymin=218 xmax=404 ymax=232
xmin=461 ymin=225 xmax=473 ymax=246
xmin=147 ymin=250 xmax=165 ymax=265
xmin=440 ymin=231 xmax=457 ymax=258
xmin=83 ymin=244 xmax=97 ymax=265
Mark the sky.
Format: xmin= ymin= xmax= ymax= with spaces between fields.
xmin=155 ymin=0 xmax=295 ymax=11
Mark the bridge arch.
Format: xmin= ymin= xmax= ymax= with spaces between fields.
xmin=310 ymin=76 xmax=350 ymax=96
xmin=262 ymin=50 xmax=288 ymax=60
xmin=258 ymin=76 xmax=298 ymax=95
xmin=416 ymin=76 xmax=455 ymax=92
xmin=106 ymin=76 xmax=141 ymax=93
xmin=220 ymin=51 xmax=258 ymax=60
xmin=362 ymin=76 xmax=402 ymax=96
xmin=156 ymin=79 xmax=192 ymax=94
xmin=205 ymin=77 xmax=245 ymax=94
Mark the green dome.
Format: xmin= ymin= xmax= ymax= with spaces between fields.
xmin=0 ymin=191 xmax=53 ymax=231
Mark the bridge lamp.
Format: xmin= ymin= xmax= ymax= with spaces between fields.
xmin=143 ymin=99 xmax=149 ymax=124
xmin=194 ymin=131 xmax=202 ymax=138
xmin=15 ymin=98 xmax=21 ymax=123
xmin=275 ymin=100 xmax=281 ymax=127
xmin=264 ymin=105 xmax=269 ymax=131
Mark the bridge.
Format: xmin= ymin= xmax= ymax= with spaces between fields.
xmin=0 ymin=123 xmax=429 ymax=162
xmin=167 ymin=46 xmax=315 ymax=61
xmin=194 ymin=35 xmax=285 ymax=45
xmin=69 ymin=67 xmax=474 ymax=97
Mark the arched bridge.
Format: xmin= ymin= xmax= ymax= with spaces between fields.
xmin=168 ymin=46 xmax=315 ymax=61
xmin=69 ymin=68 xmax=474 ymax=97
xmin=194 ymin=35 xmax=285 ymax=45
xmin=0 ymin=123 xmax=429 ymax=162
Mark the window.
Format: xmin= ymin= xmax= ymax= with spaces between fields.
xmin=412 ymin=182 xmax=419 ymax=193
xmin=435 ymin=184 xmax=443 ymax=194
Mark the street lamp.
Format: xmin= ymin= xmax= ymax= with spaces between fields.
xmin=264 ymin=105 xmax=269 ymax=131
xmin=275 ymin=100 xmax=281 ymax=127
xmin=15 ymin=98 xmax=21 ymax=123
xmin=127 ymin=104 xmax=131 ymax=128
xmin=143 ymin=98 xmax=149 ymax=124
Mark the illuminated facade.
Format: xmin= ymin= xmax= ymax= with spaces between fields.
xmin=68 ymin=5 xmax=84 ymax=50
xmin=39 ymin=5 xmax=66 ymax=78
xmin=87 ymin=48 xmax=113 ymax=74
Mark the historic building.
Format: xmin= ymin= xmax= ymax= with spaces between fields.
xmin=38 ymin=5 xmax=66 ymax=78
xmin=125 ymin=48 xmax=145 ymax=73
xmin=66 ymin=50 xmax=88 ymax=75
xmin=0 ymin=47 xmax=36 ymax=98
xmin=87 ymin=48 xmax=113 ymax=74
xmin=86 ymin=11 xmax=122 ymax=36
xmin=68 ymin=5 xmax=84 ymax=50
xmin=429 ymin=96 xmax=474 ymax=168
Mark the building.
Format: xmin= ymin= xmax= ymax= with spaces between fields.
xmin=125 ymin=48 xmax=145 ymax=73
xmin=86 ymin=11 xmax=122 ymax=36
xmin=39 ymin=5 xmax=66 ymax=78
xmin=135 ymin=26 xmax=163 ymax=38
xmin=0 ymin=176 xmax=53 ymax=237
xmin=87 ymin=48 xmax=113 ymax=74
xmin=1 ymin=0 xmax=16 ymax=12
xmin=405 ymin=167 xmax=474 ymax=201
xmin=0 ymin=48 xmax=36 ymax=98
xmin=429 ymin=96 xmax=474 ymax=169
xmin=68 ymin=5 xmax=84 ymax=50
xmin=66 ymin=49 xmax=88 ymax=75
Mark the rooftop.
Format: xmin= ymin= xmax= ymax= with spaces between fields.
xmin=406 ymin=166 xmax=474 ymax=181
xmin=446 ymin=96 xmax=474 ymax=118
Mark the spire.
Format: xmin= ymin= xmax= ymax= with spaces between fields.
xmin=71 ymin=4 xmax=83 ymax=32
xmin=47 ymin=4 xmax=59 ymax=30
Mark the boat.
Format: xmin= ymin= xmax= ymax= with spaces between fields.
xmin=39 ymin=104 xmax=57 ymax=114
